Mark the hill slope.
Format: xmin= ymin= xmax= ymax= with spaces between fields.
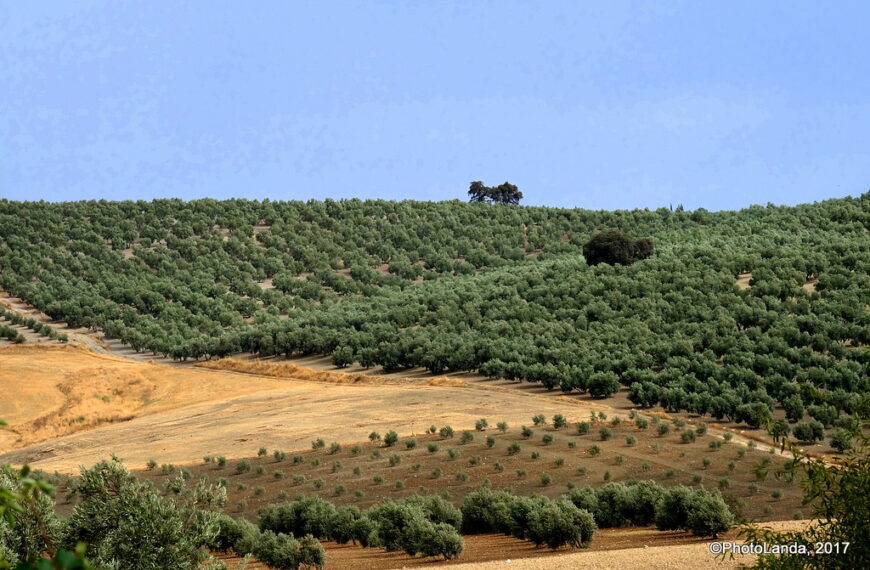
xmin=0 ymin=197 xmax=868 ymax=435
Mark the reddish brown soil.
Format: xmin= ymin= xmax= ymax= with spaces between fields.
xmin=120 ymin=416 xmax=807 ymax=525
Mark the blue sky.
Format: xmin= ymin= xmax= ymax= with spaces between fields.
xmin=1 ymin=1 xmax=868 ymax=210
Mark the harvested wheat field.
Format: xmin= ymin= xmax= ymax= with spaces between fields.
xmin=0 ymin=345 xmax=599 ymax=474
xmin=0 ymin=345 xmax=289 ymax=459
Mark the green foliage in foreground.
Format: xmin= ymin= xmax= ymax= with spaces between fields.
xmin=63 ymin=460 xmax=228 ymax=569
xmin=257 ymin=495 xmax=463 ymax=560
xmin=0 ymin=458 xmax=327 ymax=570
xmin=738 ymin=405 xmax=870 ymax=569
xmin=0 ymin=464 xmax=92 ymax=570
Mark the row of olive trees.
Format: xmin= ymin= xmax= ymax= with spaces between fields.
xmin=257 ymin=489 xmax=593 ymax=553
xmin=251 ymin=475 xmax=731 ymax=550
xmin=460 ymin=488 xmax=597 ymax=549
xmin=0 ymin=307 xmax=68 ymax=342
xmin=461 ymin=479 xmax=733 ymax=541
xmin=565 ymin=481 xmax=733 ymax=537
xmin=0 ymin=324 xmax=25 ymax=343
xmin=256 ymin=495 xmax=463 ymax=560
xmin=209 ymin=515 xmax=324 ymax=569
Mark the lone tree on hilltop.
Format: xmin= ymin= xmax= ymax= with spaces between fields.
xmin=468 ymin=181 xmax=523 ymax=205
xmin=582 ymin=230 xmax=654 ymax=266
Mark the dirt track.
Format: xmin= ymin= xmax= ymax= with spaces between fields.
xmin=0 ymin=290 xmax=162 ymax=361
xmin=448 ymin=542 xmax=741 ymax=569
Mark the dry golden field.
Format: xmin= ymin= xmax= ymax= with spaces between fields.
xmin=0 ymin=343 xmax=816 ymax=569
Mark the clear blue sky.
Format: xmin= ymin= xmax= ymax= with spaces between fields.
xmin=2 ymin=1 xmax=868 ymax=210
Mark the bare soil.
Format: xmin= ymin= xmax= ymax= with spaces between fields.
xmin=0 ymin=346 xmax=601 ymax=474
xmin=0 ymin=345 xmax=290 ymax=455
xmin=124 ymin=418 xmax=805 ymax=524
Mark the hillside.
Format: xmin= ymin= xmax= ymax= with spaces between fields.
xmin=0 ymin=345 xmax=606 ymax=474
xmin=1 ymin=197 xmax=868 ymax=447
xmin=1 ymin=197 xmax=867 ymax=569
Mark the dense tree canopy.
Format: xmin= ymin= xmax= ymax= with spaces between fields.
xmin=582 ymin=230 xmax=654 ymax=266
xmin=467 ymin=181 xmax=523 ymax=205
xmin=0 ymin=195 xmax=868 ymax=429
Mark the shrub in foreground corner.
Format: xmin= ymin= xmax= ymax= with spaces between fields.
xmin=62 ymin=459 xmax=231 ymax=570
